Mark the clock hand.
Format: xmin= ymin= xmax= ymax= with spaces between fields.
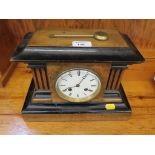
xmin=62 ymin=73 xmax=89 ymax=92
xmin=62 ymin=85 xmax=77 ymax=92
xmin=62 ymin=87 xmax=68 ymax=92
xmin=77 ymin=73 xmax=89 ymax=85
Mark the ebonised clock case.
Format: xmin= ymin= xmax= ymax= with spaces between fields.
xmin=11 ymin=30 xmax=144 ymax=114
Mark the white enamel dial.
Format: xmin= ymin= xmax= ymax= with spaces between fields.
xmin=55 ymin=69 xmax=101 ymax=102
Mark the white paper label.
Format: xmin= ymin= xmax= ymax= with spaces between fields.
xmin=72 ymin=41 xmax=92 ymax=47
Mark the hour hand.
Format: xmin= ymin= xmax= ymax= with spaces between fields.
xmin=62 ymin=88 xmax=68 ymax=92
xmin=62 ymin=85 xmax=76 ymax=92
xmin=62 ymin=87 xmax=72 ymax=92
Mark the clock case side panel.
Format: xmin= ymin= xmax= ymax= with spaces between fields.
xmin=27 ymin=64 xmax=51 ymax=103
xmin=106 ymin=65 xmax=127 ymax=91
xmin=47 ymin=63 xmax=111 ymax=103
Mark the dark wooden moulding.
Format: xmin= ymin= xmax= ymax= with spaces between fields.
xmin=11 ymin=32 xmax=144 ymax=114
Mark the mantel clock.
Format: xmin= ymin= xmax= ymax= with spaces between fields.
xmin=11 ymin=29 xmax=144 ymax=114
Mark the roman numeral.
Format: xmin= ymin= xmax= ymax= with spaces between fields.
xmin=60 ymin=85 xmax=66 ymax=86
xmin=90 ymin=79 xmax=95 ymax=81
xmin=62 ymin=78 xmax=67 ymax=81
xmin=91 ymin=85 xmax=96 ymax=87
xmin=77 ymin=70 xmax=80 ymax=76
xmin=69 ymin=93 xmax=72 ymax=96
xmin=68 ymin=72 xmax=72 ymax=77
xmin=77 ymin=94 xmax=79 ymax=97
xmin=82 ymin=72 xmax=88 ymax=79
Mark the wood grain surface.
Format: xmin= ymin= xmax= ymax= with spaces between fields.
xmin=28 ymin=29 xmax=128 ymax=47
xmin=0 ymin=20 xmax=18 ymax=74
xmin=0 ymin=49 xmax=154 ymax=135
xmin=6 ymin=19 xmax=155 ymax=49
xmin=0 ymin=20 xmax=18 ymax=87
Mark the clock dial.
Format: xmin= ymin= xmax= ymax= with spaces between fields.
xmin=55 ymin=69 xmax=101 ymax=102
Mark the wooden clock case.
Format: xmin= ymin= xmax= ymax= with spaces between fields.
xmin=11 ymin=29 xmax=144 ymax=114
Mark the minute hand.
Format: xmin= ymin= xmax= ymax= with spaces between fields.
xmin=78 ymin=73 xmax=88 ymax=85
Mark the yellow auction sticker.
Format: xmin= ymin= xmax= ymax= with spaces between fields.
xmin=105 ymin=103 xmax=116 ymax=110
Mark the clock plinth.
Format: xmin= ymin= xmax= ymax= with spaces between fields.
xmin=11 ymin=29 xmax=144 ymax=115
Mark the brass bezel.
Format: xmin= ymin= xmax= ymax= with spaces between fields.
xmin=55 ymin=68 xmax=102 ymax=103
